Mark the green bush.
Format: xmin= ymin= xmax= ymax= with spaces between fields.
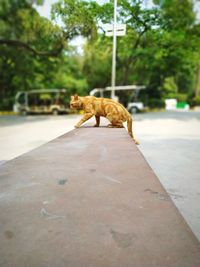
xmin=0 ymin=97 xmax=14 ymax=111
xmin=194 ymin=96 xmax=200 ymax=105
xmin=176 ymin=93 xmax=188 ymax=102
xmin=162 ymin=77 xmax=178 ymax=98
xmin=188 ymin=96 xmax=200 ymax=107
xmin=148 ymin=98 xmax=165 ymax=108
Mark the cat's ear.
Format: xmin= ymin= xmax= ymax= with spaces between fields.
xmin=74 ymin=94 xmax=78 ymax=100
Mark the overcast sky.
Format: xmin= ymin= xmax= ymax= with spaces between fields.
xmin=34 ymin=0 xmax=55 ymax=19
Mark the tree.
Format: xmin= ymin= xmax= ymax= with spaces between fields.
xmin=0 ymin=0 xmax=89 ymax=109
xmin=0 ymin=0 xmax=65 ymax=56
xmin=1 ymin=0 xmax=200 ymax=110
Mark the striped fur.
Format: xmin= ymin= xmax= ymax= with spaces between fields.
xmin=70 ymin=94 xmax=139 ymax=144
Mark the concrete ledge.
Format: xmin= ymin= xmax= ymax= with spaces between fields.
xmin=0 ymin=126 xmax=200 ymax=267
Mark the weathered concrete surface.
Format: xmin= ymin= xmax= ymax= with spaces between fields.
xmin=0 ymin=126 xmax=200 ymax=267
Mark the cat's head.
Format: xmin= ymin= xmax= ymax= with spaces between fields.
xmin=70 ymin=94 xmax=82 ymax=109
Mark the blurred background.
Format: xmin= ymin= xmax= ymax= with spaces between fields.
xmin=0 ymin=0 xmax=200 ymax=241
xmin=1 ymin=0 xmax=200 ymax=110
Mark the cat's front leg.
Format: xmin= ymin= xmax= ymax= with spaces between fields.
xmin=75 ymin=113 xmax=94 ymax=128
xmin=94 ymin=115 xmax=100 ymax=127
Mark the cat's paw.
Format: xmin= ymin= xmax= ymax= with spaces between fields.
xmin=93 ymin=124 xmax=99 ymax=127
xmin=134 ymin=140 xmax=139 ymax=145
xmin=74 ymin=125 xmax=80 ymax=128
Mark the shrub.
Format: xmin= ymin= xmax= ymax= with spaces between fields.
xmin=148 ymin=98 xmax=165 ymax=108
xmin=176 ymin=93 xmax=188 ymax=102
xmin=0 ymin=97 xmax=14 ymax=111
xmin=194 ymin=96 xmax=200 ymax=105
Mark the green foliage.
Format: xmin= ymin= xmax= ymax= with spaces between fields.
xmin=83 ymin=38 xmax=112 ymax=90
xmin=1 ymin=0 xmax=200 ymax=110
xmin=162 ymin=77 xmax=178 ymax=98
xmin=193 ymin=96 xmax=200 ymax=106
xmin=51 ymin=0 xmax=109 ymax=40
xmin=148 ymin=98 xmax=165 ymax=109
xmin=0 ymin=0 xmax=89 ymax=109
xmin=176 ymin=94 xmax=188 ymax=102
xmin=81 ymin=0 xmax=200 ymax=107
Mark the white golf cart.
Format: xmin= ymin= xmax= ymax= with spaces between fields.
xmin=89 ymin=85 xmax=145 ymax=114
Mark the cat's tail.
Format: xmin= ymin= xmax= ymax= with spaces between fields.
xmin=127 ymin=116 xmax=139 ymax=145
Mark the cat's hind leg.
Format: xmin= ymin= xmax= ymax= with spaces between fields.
xmin=106 ymin=113 xmax=124 ymax=128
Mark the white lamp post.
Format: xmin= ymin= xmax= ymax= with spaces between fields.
xmin=104 ymin=0 xmax=126 ymax=100
xmin=111 ymin=0 xmax=117 ymax=99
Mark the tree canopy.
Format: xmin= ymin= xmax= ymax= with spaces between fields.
xmin=1 ymin=0 xmax=200 ymax=110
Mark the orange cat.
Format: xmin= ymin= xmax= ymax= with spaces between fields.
xmin=70 ymin=94 xmax=139 ymax=144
